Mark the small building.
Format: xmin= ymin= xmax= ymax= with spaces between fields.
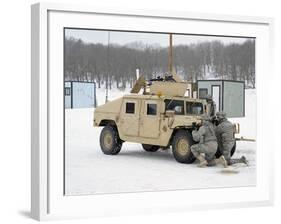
xmin=197 ymin=80 xmax=245 ymax=117
xmin=65 ymin=81 xmax=97 ymax=109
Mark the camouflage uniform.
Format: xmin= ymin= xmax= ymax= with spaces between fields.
xmin=191 ymin=115 xmax=222 ymax=167
xmin=215 ymin=111 xmax=235 ymax=164
xmin=215 ymin=111 xmax=248 ymax=165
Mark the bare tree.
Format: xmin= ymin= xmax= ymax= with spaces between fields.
xmin=64 ymin=37 xmax=255 ymax=88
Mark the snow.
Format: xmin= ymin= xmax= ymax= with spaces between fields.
xmin=95 ymin=85 xmax=131 ymax=106
xmin=65 ymin=89 xmax=256 ymax=195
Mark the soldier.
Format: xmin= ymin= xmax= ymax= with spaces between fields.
xmin=191 ymin=115 xmax=227 ymax=168
xmin=215 ymin=111 xmax=248 ymax=165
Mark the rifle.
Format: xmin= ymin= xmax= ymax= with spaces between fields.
xmin=235 ymin=137 xmax=256 ymax=142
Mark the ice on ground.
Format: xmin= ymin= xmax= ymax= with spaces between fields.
xmin=65 ymin=89 xmax=256 ymax=195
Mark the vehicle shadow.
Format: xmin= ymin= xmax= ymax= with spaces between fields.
xmin=117 ymin=149 xmax=179 ymax=163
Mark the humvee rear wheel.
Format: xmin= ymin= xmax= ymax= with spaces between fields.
xmin=215 ymin=141 xmax=236 ymax=158
xmin=142 ymin=144 xmax=160 ymax=152
xmin=172 ymin=130 xmax=195 ymax=164
xmin=100 ymin=126 xmax=122 ymax=155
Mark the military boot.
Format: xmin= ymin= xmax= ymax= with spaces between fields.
xmin=229 ymin=156 xmax=248 ymax=166
xmin=208 ymin=156 xmax=228 ymax=168
xmin=197 ymin=154 xmax=208 ymax=168
xmin=240 ymin=156 xmax=248 ymax=165
xmin=217 ymin=155 xmax=228 ymax=168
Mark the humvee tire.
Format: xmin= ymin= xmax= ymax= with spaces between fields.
xmin=100 ymin=125 xmax=122 ymax=155
xmin=142 ymin=144 xmax=160 ymax=152
xmin=215 ymin=141 xmax=236 ymax=158
xmin=172 ymin=130 xmax=195 ymax=164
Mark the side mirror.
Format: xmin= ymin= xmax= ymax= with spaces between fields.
xmin=165 ymin=110 xmax=175 ymax=117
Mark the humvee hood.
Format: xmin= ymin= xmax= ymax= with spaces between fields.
xmin=95 ymin=98 xmax=123 ymax=113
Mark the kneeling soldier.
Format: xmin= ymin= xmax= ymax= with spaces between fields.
xmin=215 ymin=111 xmax=248 ymax=165
xmin=191 ymin=115 xmax=227 ymax=168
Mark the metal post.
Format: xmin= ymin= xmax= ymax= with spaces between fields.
xmin=136 ymin=68 xmax=140 ymax=80
xmin=106 ymin=31 xmax=110 ymax=103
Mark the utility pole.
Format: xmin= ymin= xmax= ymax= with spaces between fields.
xmin=168 ymin=33 xmax=173 ymax=74
xmin=168 ymin=33 xmax=182 ymax=82
xmin=106 ymin=31 xmax=110 ymax=103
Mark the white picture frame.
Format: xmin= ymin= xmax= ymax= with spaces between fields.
xmin=31 ymin=2 xmax=274 ymax=221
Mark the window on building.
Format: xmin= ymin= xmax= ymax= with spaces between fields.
xmin=147 ymin=103 xmax=157 ymax=115
xmin=126 ymin=102 xmax=135 ymax=114
xmin=65 ymin=87 xmax=71 ymax=96
xmin=165 ymin=99 xmax=184 ymax=115
xmin=186 ymin=102 xmax=204 ymax=115
xmin=199 ymin=88 xmax=208 ymax=99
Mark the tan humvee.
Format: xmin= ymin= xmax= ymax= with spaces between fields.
xmin=93 ymin=75 xmax=219 ymax=163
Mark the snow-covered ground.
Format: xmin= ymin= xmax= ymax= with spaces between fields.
xmin=65 ymin=88 xmax=256 ymax=195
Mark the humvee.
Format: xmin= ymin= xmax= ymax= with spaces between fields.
xmin=93 ymin=75 xmax=236 ymax=163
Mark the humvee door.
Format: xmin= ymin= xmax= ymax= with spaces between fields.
xmin=139 ymin=100 xmax=160 ymax=138
xmin=119 ymin=99 xmax=140 ymax=136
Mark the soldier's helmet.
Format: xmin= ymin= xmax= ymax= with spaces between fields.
xmin=216 ymin=111 xmax=227 ymax=119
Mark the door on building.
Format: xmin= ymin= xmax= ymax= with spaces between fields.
xmin=212 ymin=85 xmax=220 ymax=112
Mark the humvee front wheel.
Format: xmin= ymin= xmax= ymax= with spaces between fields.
xmin=100 ymin=126 xmax=122 ymax=155
xmin=172 ymin=130 xmax=195 ymax=164
xmin=142 ymin=144 xmax=160 ymax=152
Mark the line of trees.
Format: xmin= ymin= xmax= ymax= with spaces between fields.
xmin=65 ymin=37 xmax=255 ymax=88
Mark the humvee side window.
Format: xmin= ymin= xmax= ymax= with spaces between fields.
xmin=125 ymin=102 xmax=135 ymax=114
xmin=147 ymin=103 xmax=157 ymax=115
xmin=164 ymin=100 xmax=184 ymax=115
xmin=186 ymin=102 xmax=203 ymax=115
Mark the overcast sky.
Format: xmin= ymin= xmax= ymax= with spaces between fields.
xmin=65 ymin=28 xmax=254 ymax=47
